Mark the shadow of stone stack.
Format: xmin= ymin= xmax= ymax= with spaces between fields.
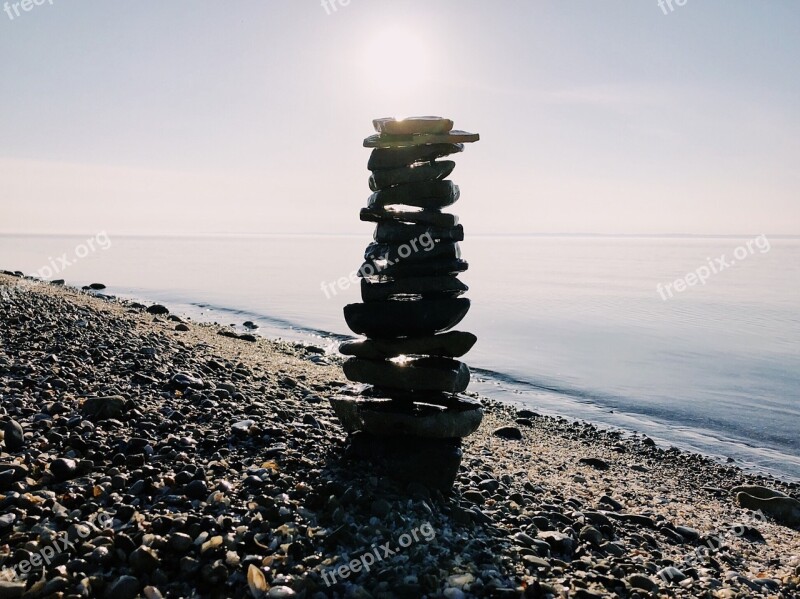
xmin=330 ymin=116 xmax=482 ymax=491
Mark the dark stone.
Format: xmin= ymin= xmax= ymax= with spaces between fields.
xmin=146 ymin=304 xmax=169 ymax=315
xmin=168 ymin=373 xmax=204 ymax=390
xmin=493 ymin=426 xmax=523 ymax=440
xmin=359 ymin=257 xmax=468 ymax=279
xmin=361 ymin=275 xmax=468 ymax=302
xmin=364 ymin=240 xmax=459 ymax=263
xmin=104 ymin=576 xmax=140 ymax=599
xmin=340 ymin=331 xmax=477 ymax=359
xmin=50 ymin=457 xmax=78 ymax=481
xmin=175 ymin=323 xmax=190 ymax=331
xmin=368 ymin=143 xmax=464 ymax=170
xmin=89 ymin=283 xmax=106 ymax=290
xmin=81 ymin=396 xmax=127 ymax=421
xmin=2 ymin=419 xmax=24 ymax=451
xmin=374 ymin=222 xmax=464 ymax=243
xmin=185 ymin=479 xmax=209 ymax=500
xmin=51 ymin=279 xmax=65 ymax=285
xmin=367 ymin=180 xmax=459 ymax=210
xmin=363 ymin=130 xmax=480 ymax=149
xmin=373 ymin=116 xmax=453 ymax=135
xmin=345 ymin=432 xmax=463 ymax=491
xmin=343 ymin=298 xmax=470 ymax=338
xmin=330 ymin=394 xmax=482 ymax=438
xmin=360 ymin=207 xmax=459 ymax=228
xmin=343 ymin=357 xmax=470 ymax=393
xmin=579 ymin=457 xmax=610 ymax=471
xmin=369 ymin=160 xmax=455 ymax=191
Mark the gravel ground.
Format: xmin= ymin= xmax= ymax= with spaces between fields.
xmin=1 ymin=273 xmax=798 ymax=598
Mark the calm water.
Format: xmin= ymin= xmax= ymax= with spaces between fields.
xmin=2 ymin=234 xmax=799 ymax=479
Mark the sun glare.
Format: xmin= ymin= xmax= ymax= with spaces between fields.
xmin=360 ymin=27 xmax=432 ymax=95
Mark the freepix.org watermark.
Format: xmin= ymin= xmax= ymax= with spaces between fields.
xmin=656 ymin=234 xmax=770 ymax=301
xmin=320 ymin=0 xmax=351 ymax=15
xmin=658 ymin=0 xmax=688 ymax=15
xmin=33 ymin=232 xmax=112 ymax=280
xmin=321 ymin=522 xmax=436 ymax=587
xmin=320 ymin=231 xmax=435 ymax=298
xmin=4 ymin=0 xmax=54 ymax=21
xmin=3 ymin=512 xmax=113 ymax=580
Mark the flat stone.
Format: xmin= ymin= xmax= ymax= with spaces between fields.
xmin=368 ymin=180 xmax=459 ymax=210
xmin=364 ymin=130 xmax=480 ymax=149
xmin=369 ymin=160 xmax=455 ymax=192
xmin=330 ymin=394 xmax=482 ymax=437
xmin=374 ymin=222 xmax=464 ymax=243
xmin=373 ymin=116 xmax=454 ymax=135
xmin=81 ymin=395 xmax=127 ymax=421
xmin=493 ymin=426 xmax=523 ymax=440
xmin=364 ymin=240 xmax=460 ymax=263
xmin=2 ymin=419 xmax=25 ymax=451
xmin=368 ymin=143 xmax=464 ymax=170
xmin=361 ymin=275 xmax=468 ymax=302
xmin=343 ymin=357 xmax=470 ymax=393
xmin=340 ymin=331 xmax=477 ymax=359
xmin=360 ymin=207 xmax=459 ymax=228
xmin=343 ymin=297 xmax=470 ymax=338
xmin=736 ymin=492 xmax=800 ymax=527
xmin=360 ymin=258 xmax=468 ymax=279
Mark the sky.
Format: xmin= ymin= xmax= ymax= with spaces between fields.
xmin=1 ymin=1 xmax=798 ymax=236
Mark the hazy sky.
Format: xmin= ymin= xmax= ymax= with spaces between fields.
xmin=1 ymin=1 xmax=798 ymax=236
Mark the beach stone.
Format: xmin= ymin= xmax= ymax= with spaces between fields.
xmin=343 ymin=298 xmax=470 ymax=338
xmin=579 ymin=457 xmax=610 ymax=471
xmin=731 ymin=485 xmax=787 ymax=499
xmin=146 ymin=304 xmax=169 ymax=315
xmin=81 ymin=395 xmax=127 ymax=421
xmin=2 ymin=419 xmax=24 ymax=451
xmin=346 ymin=431 xmax=462 ymax=491
xmin=331 ymin=395 xmax=482 ymax=438
xmin=736 ymin=492 xmax=800 ymax=527
xmin=374 ymin=222 xmax=464 ymax=244
xmin=343 ymin=357 xmax=470 ymax=393
xmin=360 ymin=207 xmax=459 ymax=228
xmin=493 ymin=426 xmax=523 ymax=440
xmin=168 ymin=372 xmax=205 ymax=390
xmin=579 ymin=525 xmax=603 ymax=545
xmin=89 ymin=282 xmax=106 ymax=290
xmin=364 ymin=240 xmax=460 ymax=263
xmin=361 ymin=275 xmax=468 ymax=302
xmin=340 ymin=331 xmax=477 ymax=359
xmin=367 ymin=180 xmax=459 ymax=210
xmin=130 ymin=545 xmax=160 ymax=573
xmin=0 ymin=582 xmax=24 ymax=599
xmin=363 ymin=130 xmax=480 ymax=149
xmin=49 ymin=457 xmax=78 ymax=481
xmin=368 ymin=143 xmax=464 ymax=170
xmin=658 ymin=566 xmax=687 ymax=583
xmin=370 ymin=160 xmax=455 ymax=191
xmin=105 ymin=576 xmax=140 ymax=599
xmin=360 ymin=257 xmax=468 ymax=279
xmin=373 ymin=116 xmax=454 ymax=135
xmin=627 ymin=574 xmax=658 ymax=592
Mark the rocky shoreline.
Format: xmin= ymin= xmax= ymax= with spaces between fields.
xmin=1 ymin=273 xmax=798 ymax=598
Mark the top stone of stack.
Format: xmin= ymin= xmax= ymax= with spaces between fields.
xmin=364 ymin=116 xmax=480 ymax=149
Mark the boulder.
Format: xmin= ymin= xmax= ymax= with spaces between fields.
xmin=369 ymin=160 xmax=455 ymax=191
xmin=339 ymin=331 xmax=477 ymax=359
xmin=361 ymin=275 xmax=468 ymax=302
xmin=343 ymin=298 xmax=470 ymax=338
xmin=367 ymin=180 xmax=459 ymax=210
xmin=363 ymin=130 xmax=480 ymax=149
xmin=330 ymin=395 xmax=482 ymax=438
xmin=372 ymin=116 xmax=454 ymax=135
xmin=360 ymin=207 xmax=459 ymax=228
xmin=343 ymin=356 xmax=470 ymax=393
xmin=368 ymin=143 xmax=463 ymax=170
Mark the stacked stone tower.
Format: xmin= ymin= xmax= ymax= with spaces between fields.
xmin=330 ymin=116 xmax=481 ymax=490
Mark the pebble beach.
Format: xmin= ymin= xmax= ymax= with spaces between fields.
xmin=1 ymin=272 xmax=799 ymax=598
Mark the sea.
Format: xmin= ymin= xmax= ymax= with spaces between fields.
xmin=2 ymin=233 xmax=798 ymax=480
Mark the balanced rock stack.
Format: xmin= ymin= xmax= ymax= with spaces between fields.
xmin=330 ymin=116 xmax=482 ymax=491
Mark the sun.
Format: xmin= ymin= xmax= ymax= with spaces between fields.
xmin=360 ymin=27 xmax=432 ymax=96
